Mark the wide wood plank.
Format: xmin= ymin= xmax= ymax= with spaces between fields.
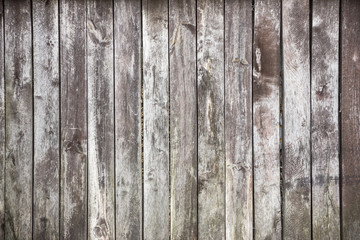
xmin=87 ymin=0 xmax=115 ymax=239
xmin=0 ymin=0 xmax=4 ymax=237
xmin=197 ymin=0 xmax=225 ymax=239
xmin=282 ymin=0 xmax=311 ymax=239
xmin=253 ymin=0 xmax=281 ymax=239
xmin=169 ymin=0 xmax=197 ymax=239
xmin=33 ymin=0 xmax=60 ymax=238
xmin=4 ymin=0 xmax=33 ymax=239
xmin=114 ymin=0 xmax=142 ymax=239
xmin=311 ymin=0 xmax=340 ymax=239
xmin=60 ymin=0 xmax=87 ymax=239
xmin=142 ymin=0 xmax=169 ymax=238
xmin=224 ymin=0 xmax=252 ymax=239
xmin=341 ymin=0 xmax=360 ymax=238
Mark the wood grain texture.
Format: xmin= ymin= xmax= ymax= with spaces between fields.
xmin=142 ymin=0 xmax=169 ymax=239
xmin=169 ymin=0 xmax=197 ymax=239
xmin=224 ymin=0 xmax=252 ymax=239
xmin=341 ymin=0 xmax=360 ymax=238
xmin=60 ymin=0 xmax=87 ymax=239
xmin=0 ymin=0 xmax=4 ymax=237
xmin=114 ymin=0 xmax=142 ymax=239
xmin=311 ymin=0 xmax=340 ymax=239
xmin=87 ymin=0 xmax=115 ymax=239
xmin=197 ymin=0 xmax=225 ymax=239
xmin=33 ymin=0 xmax=60 ymax=238
xmin=4 ymin=0 xmax=33 ymax=239
xmin=282 ymin=0 xmax=311 ymax=239
xmin=253 ymin=0 xmax=281 ymax=239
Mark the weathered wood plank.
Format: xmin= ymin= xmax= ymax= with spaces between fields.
xmin=197 ymin=0 xmax=225 ymax=239
xmin=142 ymin=0 xmax=169 ymax=238
xmin=341 ymin=0 xmax=360 ymax=238
xmin=114 ymin=0 xmax=142 ymax=239
xmin=60 ymin=0 xmax=87 ymax=239
xmin=224 ymin=0 xmax=252 ymax=239
xmin=4 ymin=0 xmax=33 ymax=239
xmin=169 ymin=0 xmax=197 ymax=239
xmin=0 ymin=0 xmax=4 ymax=237
xmin=87 ymin=0 xmax=115 ymax=239
xmin=33 ymin=0 xmax=60 ymax=238
xmin=253 ymin=0 xmax=281 ymax=239
xmin=311 ymin=0 xmax=340 ymax=239
xmin=282 ymin=0 xmax=311 ymax=239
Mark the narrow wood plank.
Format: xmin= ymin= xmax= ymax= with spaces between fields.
xmin=33 ymin=0 xmax=60 ymax=238
xmin=4 ymin=0 xmax=33 ymax=239
xmin=197 ymin=0 xmax=225 ymax=239
xmin=169 ymin=0 xmax=197 ymax=239
xmin=114 ymin=0 xmax=142 ymax=239
xmin=87 ymin=0 xmax=115 ymax=239
xmin=142 ymin=0 xmax=169 ymax=238
xmin=0 ymin=0 xmax=4 ymax=237
xmin=224 ymin=0 xmax=252 ymax=239
xmin=311 ymin=0 xmax=340 ymax=239
xmin=60 ymin=0 xmax=87 ymax=239
xmin=253 ymin=0 xmax=281 ymax=239
xmin=341 ymin=0 xmax=360 ymax=238
xmin=282 ymin=0 xmax=311 ymax=239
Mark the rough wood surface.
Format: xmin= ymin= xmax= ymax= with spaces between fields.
xmin=4 ymin=0 xmax=33 ymax=239
xmin=197 ymin=0 xmax=225 ymax=239
xmin=169 ymin=0 xmax=197 ymax=239
xmin=311 ymin=0 xmax=340 ymax=239
xmin=341 ymin=0 xmax=360 ymax=238
xmin=0 ymin=0 xmax=4 ymax=237
xmin=253 ymin=0 xmax=281 ymax=239
xmin=224 ymin=0 xmax=253 ymax=239
xmin=60 ymin=0 xmax=87 ymax=239
xmin=282 ymin=0 xmax=311 ymax=239
xmin=87 ymin=0 xmax=115 ymax=239
xmin=114 ymin=0 xmax=142 ymax=239
xmin=142 ymin=0 xmax=169 ymax=239
xmin=33 ymin=0 xmax=60 ymax=238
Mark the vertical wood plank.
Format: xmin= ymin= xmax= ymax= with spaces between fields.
xmin=4 ymin=0 xmax=33 ymax=239
xmin=0 ymin=0 xmax=4 ymax=237
xmin=142 ymin=0 xmax=169 ymax=238
xmin=224 ymin=0 xmax=252 ymax=239
xmin=341 ymin=0 xmax=360 ymax=238
xmin=33 ymin=0 xmax=60 ymax=238
xmin=253 ymin=0 xmax=281 ymax=239
xmin=197 ymin=0 xmax=225 ymax=239
xmin=282 ymin=0 xmax=311 ymax=239
xmin=114 ymin=0 xmax=142 ymax=239
xmin=311 ymin=0 xmax=340 ymax=239
xmin=87 ymin=0 xmax=115 ymax=239
xmin=60 ymin=0 xmax=87 ymax=239
xmin=169 ymin=0 xmax=197 ymax=239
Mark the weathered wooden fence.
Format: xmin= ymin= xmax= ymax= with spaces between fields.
xmin=0 ymin=0 xmax=359 ymax=239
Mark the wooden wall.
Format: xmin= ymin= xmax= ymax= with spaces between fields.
xmin=0 ymin=0 xmax=359 ymax=239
